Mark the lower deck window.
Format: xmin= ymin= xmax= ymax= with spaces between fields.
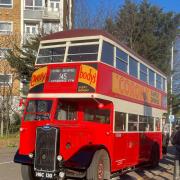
xmin=139 ymin=116 xmax=154 ymax=131
xmin=115 ymin=112 xmax=126 ymax=131
xmin=114 ymin=111 xmax=160 ymax=132
xmin=128 ymin=114 xmax=138 ymax=131
xmin=85 ymin=108 xmax=110 ymax=124
xmin=155 ymin=117 xmax=161 ymax=131
xmin=55 ymin=101 xmax=77 ymax=120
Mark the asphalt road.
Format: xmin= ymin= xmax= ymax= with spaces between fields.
xmin=0 ymin=146 xmax=175 ymax=180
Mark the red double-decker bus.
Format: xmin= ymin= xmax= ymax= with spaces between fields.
xmin=14 ymin=29 xmax=167 ymax=180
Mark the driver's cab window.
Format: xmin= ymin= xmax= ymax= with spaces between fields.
xmin=55 ymin=100 xmax=77 ymax=120
xmin=84 ymin=108 xmax=110 ymax=124
xmin=24 ymin=100 xmax=52 ymax=121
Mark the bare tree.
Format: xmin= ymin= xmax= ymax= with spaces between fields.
xmin=0 ymin=34 xmax=21 ymax=137
xmin=74 ymin=0 xmax=115 ymax=29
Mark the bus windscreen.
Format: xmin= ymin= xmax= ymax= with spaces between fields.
xmin=24 ymin=100 xmax=52 ymax=121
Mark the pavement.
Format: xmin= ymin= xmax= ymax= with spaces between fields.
xmin=0 ymin=145 xmax=177 ymax=180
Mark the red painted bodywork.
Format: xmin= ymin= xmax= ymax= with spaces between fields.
xmin=19 ymin=62 xmax=165 ymax=173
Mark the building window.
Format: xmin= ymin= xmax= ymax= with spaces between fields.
xmin=0 ymin=0 xmax=12 ymax=8
xmin=101 ymin=41 xmax=114 ymax=66
xmin=49 ymin=0 xmax=60 ymax=11
xmin=128 ymin=114 xmax=138 ymax=131
xmin=149 ymin=69 xmax=155 ymax=87
xmin=116 ymin=49 xmax=128 ymax=73
xmin=156 ymin=74 xmax=162 ymax=90
xmin=0 ymin=74 xmax=12 ymax=85
xmin=140 ymin=64 xmax=147 ymax=82
xmin=0 ymin=22 xmax=12 ymax=34
xmin=25 ymin=24 xmax=38 ymax=34
xmin=115 ymin=112 xmax=126 ymax=131
xmin=0 ymin=48 xmax=11 ymax=60
xmin=25 ymin=0 xmax=43 ymax=10
xmin=129 ymin=57 xmax=138 ymax=78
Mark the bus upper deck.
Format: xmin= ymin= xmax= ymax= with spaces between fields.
xmin=36 ymin=29 xmax=167 ymax=94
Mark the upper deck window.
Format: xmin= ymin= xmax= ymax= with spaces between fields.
xmin=67 ymin=44 xmax=98 ymax=62
xmin=140 ymin=64 xmax=147 ymax=83
xmin=37 ymin=47 xmax=66 ymax=64
xmin=101 ymin=41 xmax=114 ymax=66
xmin=156 ymin=74 xmax=162 ymax=90
xmin=149 ymin=69 xmax=155 ymax=87
xmin=116 ymin=49 xmax=128 ymax=73
xmin=162 ymin=78 xmax=166 ymax=91
xmin=129 ymin=57 xmax=138 ymax=78
xmin=36 ymin=40 xmax=99 ymax=65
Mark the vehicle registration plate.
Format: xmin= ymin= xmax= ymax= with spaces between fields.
xmin=35 ymin=171 xmax=54 ymax=179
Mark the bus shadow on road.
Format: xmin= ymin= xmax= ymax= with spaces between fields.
xmin=119 ymin=146 xmax=175 ymax=180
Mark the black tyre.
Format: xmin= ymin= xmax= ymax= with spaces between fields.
xmin=150 ymin=143 xmax=160 ymax=168
xmin=21 ymin=164 xmax=38 ymax=180
xmin=87 ymin=149 xmax=110 ymax=180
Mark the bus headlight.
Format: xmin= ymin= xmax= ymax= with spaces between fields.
xmin=29 ymin=153 xmax=33 ymax=158
xmin=57 ymin=155 xmax=63 ymax=161
xmin=59 ymin=171 xmax=65 ymax=178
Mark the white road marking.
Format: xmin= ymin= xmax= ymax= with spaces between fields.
xmin=0 ymin=161 xmax=13 ymax=165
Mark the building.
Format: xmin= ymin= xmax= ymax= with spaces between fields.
xmin=0 ymin=0 xmax=73 ymax=121
xmin=23 ymin=0 xmax=73 ymax=42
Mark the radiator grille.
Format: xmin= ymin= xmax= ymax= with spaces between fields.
xmin=34 ymin=126 xmax=59 ymax=172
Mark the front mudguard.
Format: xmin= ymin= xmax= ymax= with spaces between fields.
xmin=64 ymin=145 xmax=108 ymax=171
xmin=14 ymin=150 xmax=33 ymax=165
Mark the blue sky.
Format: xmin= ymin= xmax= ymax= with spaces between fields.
xmin=87 ymin=0 xmax=180 ymax=14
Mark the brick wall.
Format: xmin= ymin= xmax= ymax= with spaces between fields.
xmin=0 ymin=0 xmax=21 ymax=96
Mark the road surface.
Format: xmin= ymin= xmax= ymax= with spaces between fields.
xmin=0 ymin=146 xmax=175 ymax=180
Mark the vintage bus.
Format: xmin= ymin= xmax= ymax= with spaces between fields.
xmin=14 ymin=29 xmax=167 ymax=180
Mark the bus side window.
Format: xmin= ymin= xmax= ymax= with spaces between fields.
xmin=128 ymin=114 xmax=138 ymax=131
xmin=84 ymin=108 xmax=110 ymax=124
xmin=155 ymin=117 xmax=161 ymax=131
xmin=115 ymin=112 xmax=126 ymax=131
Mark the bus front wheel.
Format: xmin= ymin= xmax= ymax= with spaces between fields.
xmin=86 ymin=149 xmax=110 ymax=180
xmin=21 ymin=164 xmax=38 ymax=180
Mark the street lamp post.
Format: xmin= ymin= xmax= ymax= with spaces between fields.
xmin=169 ymin=41 xmax=174 ymax=136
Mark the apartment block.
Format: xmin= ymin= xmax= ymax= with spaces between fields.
xmin=23 ymin=0 xmax=73 ymax=41
xmin=0 ymin=0 xmax=73 ymax=115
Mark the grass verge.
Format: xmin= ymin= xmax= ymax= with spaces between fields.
xmin=0 ymin=133 xmax=19 ymax=148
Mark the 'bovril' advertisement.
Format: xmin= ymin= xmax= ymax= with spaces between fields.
xmin=29 ymin=66 xmax=47 ymax=93
xmin=77 ymin=64 xmax=98 ymax=92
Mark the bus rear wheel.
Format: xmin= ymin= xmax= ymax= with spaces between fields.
xmin=86 ymin=149 xmax=110 ymax=180
xmin=21 ymin=164 xmax=39 ymax=180
xmin=150 ymin=143 xmax=160 ymax=168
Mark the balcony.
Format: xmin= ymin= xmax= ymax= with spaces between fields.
xmin=24 ymin=8 xmax=43 ymax=20
xmin=42 ymin=7 xmax=60 ymax=20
